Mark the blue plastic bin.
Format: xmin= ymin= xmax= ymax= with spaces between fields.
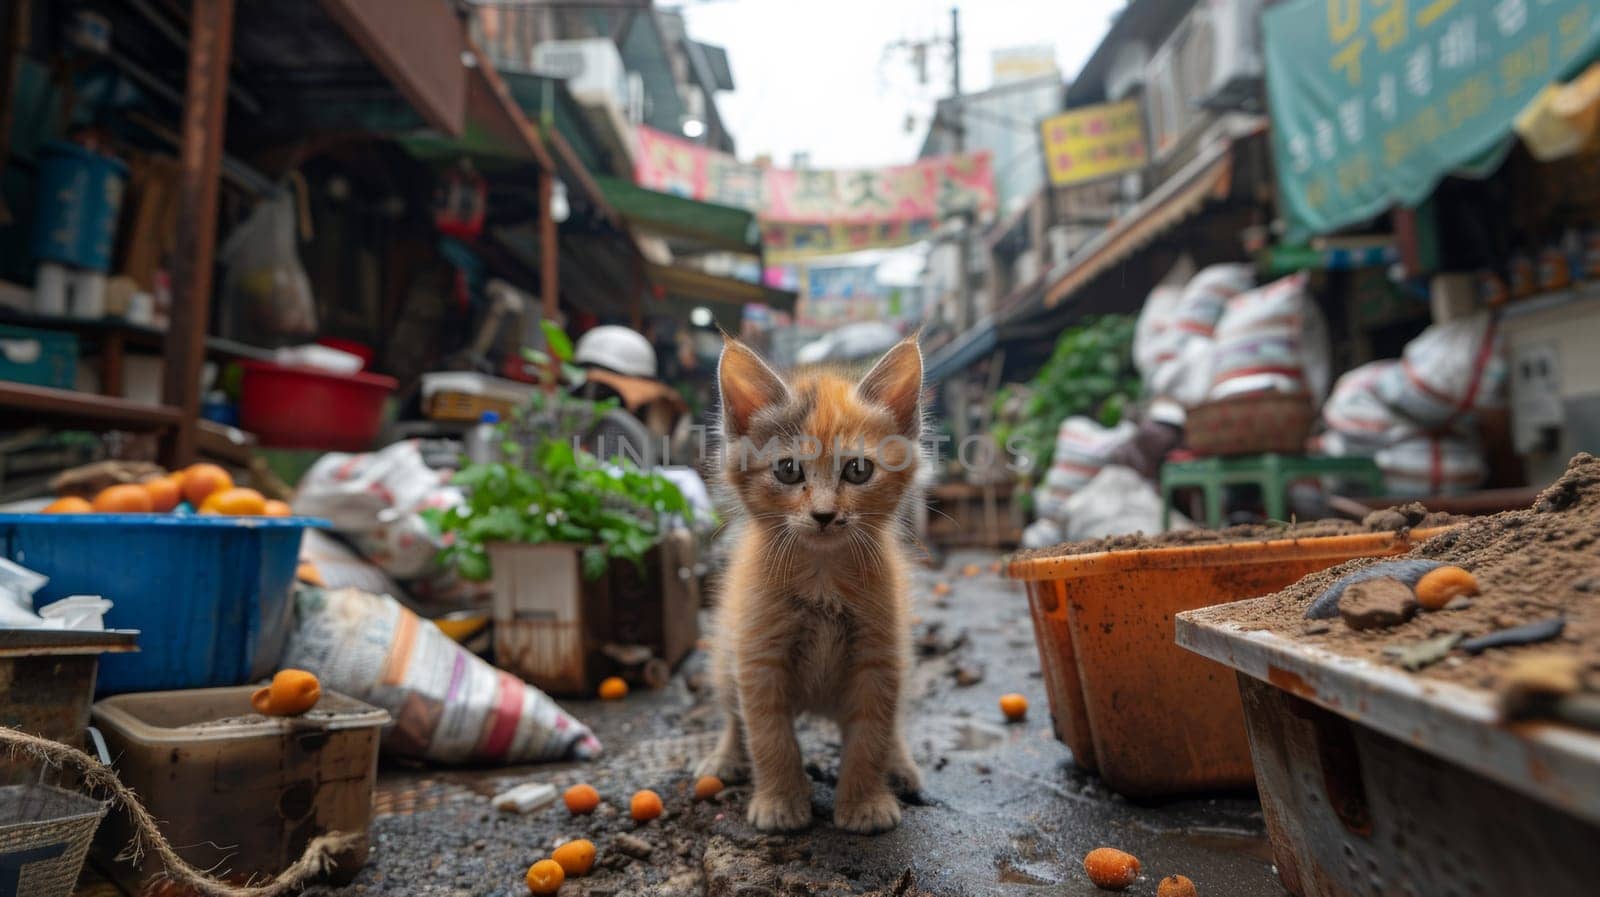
xmin=30 ymin=141 xmax=128 ymax=272
xmin=0 ymin=513 xmax=326 ymax=694
xmin=0 ymin=323 xmax=78 ymax=388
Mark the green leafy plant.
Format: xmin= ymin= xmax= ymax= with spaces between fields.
xmin=427 ymin=320 xmax=693 ymax=581
xmin=998 ymin=315 xmax=1140 ymax=479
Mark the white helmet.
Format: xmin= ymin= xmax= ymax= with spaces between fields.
xmin=573 ymin=325 xmax=658 ymax=378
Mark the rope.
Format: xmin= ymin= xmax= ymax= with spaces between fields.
xmin=1 ymin=725 xmax=363 ymax=897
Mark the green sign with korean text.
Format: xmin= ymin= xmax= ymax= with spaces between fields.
xmin=1266 ymin=0 xmax=1600 ymax=237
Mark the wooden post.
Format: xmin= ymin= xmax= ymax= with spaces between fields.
xmin=160 ymin=0 xmax=234 ymax=466
xmin=538 ymin=171 xmax=558 ymax=322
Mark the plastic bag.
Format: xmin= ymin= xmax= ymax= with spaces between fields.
xmin=1173 ymin=263 xmax=1255 ymax=338
xmin=1148 ymin=333 xmax=1216 ymax=410
xmin=281 ymin=585 xmax=601 ymax=764
xmin=1032 ymin=417 xmax=1136 ymax=522
xmin=1319 ymin=360 xmax=1421 ymax=455
xmin=1133 ymin=284 xmax=1185 ymax=379
xmin=217 ymin=190 xmax=316 ymax=343
xmin=1061 ymin=465 xmax=1190 ymax=541
xmin=1375 ymin=433 xmax=1488 ymax=496
xmin=1208 ymin=272 xmax=1331 ymax=402
xmin=1375 ymin=311 xmax=1507 ymax=428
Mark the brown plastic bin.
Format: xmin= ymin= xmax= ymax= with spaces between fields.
xmin=1009 ymin=529 xmax=1441 ymax=797
xmin=89 ymin=686 xmax=389 ymax=892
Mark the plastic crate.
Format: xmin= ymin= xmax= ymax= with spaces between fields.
xmin=0 ymin=514 xmax=325 ymax=694
xmin=0 ymin=324 xmax=78 ymax=389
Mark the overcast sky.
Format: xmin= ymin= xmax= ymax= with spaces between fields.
xmin=680 ymin=0 xmax=1128 ymax=169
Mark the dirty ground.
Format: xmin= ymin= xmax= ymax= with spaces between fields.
xmin=308 ymin=552 xmax=1283 ymax=897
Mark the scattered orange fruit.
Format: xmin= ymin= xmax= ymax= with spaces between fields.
xmin=140 ymin=477 xmax=181 ymax=512
xmin=962 ymin=563 xmax=981 ymax=577
xmin=1158 ymin=874 xmax=1198 ymax=897
xmin=551 ymin=838 xmax=596 ymax=876
xmin=180 ymin=463 xmax=233 ymax=507
xmin=524 ymin=858 xmax=565 ymax=895
xmin=92 ymin=484 xmax=153 ymax=513
xmin=251 ymin=669 xmax=321 ymax=717
xmin=563 ymin=783 xmax=600 ymax=815
xmin=932 ymin=582 xmax=952 ymax=597
xmin=262 ymin=499 xmax=292 ymax=517
xmin=1084 ymin=847 xmax=1141 ymax=890
xmin=296 ymin=562 xmax=325 ymax=586
xmin=1414 ymin=565 xmax=1479 ymax=611
xmin=598 ymin=676 xmax=629 ymax=700
xmin=693 ymin=776 xmax=724 ymax=801
xmin=989 ymin=560 xmax=1002 ymax=574
xmin=630 ymin=789 xmax=663 ymax=822
xmin=200 ymin=486 xmax=267 ymax=516
xmin=999 ymin=693 xmax=1028 ymax=722
xmin=42 ymin=496 xmax=92 ymax=514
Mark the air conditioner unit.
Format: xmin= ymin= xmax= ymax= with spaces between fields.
xmin=1144 ymin=32 xmax=1187 ymax=159
xmin=1199 ymin=0 xmax=1265 ymax=111
xmin=531 ymin=39 xmax=636 ymax=176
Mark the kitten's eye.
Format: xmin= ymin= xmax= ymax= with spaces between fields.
xmin=841 ymin=457 xmax=874 ymax=485
xmin=772 ymin=458 xmax=805 ymax=485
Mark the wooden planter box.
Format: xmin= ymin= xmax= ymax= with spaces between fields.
xmin=488 ymin=530 xmax=699 ymax=696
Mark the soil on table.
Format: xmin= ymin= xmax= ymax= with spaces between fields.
xmin=1013 ymin=501 xmax=1454 ymax=562
xmin=1187 ymin=453 xmax=1600 ymax=694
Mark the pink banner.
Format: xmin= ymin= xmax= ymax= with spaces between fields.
xmin=634 ymin=126 xmax=996 ymax=226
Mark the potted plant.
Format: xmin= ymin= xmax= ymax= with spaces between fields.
xmin=429 ymin=324 xmax=697 ymax=694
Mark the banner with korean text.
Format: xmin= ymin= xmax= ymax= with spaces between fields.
xmin=1266 ymin=0 xmax=1600 ymax=237
xmin=634 ymin=126 xmax=996 ymax=261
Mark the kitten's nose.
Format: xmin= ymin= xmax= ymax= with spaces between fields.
xmin=811 ymin=511 xmax=837 ymax=528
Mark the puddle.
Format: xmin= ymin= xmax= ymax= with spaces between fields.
xmin=952 ymin=721 xmax=1005 ymax=752
xmin=996 ymin=861 xmax=1054 ymax=886
xmin=1175 ymin=827 xmax=1275 ymax=864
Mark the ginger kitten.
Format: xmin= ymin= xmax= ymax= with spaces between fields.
xmin=698 ymin=336 xmax=924 ymax=835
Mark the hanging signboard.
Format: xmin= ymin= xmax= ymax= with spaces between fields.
xmin=1039 ymin=99 xmax=1148 ymax=187
xmin=634 ymin=126 xmax=996 ymax=260
xmin=1265 ymin=0 xmax=1600 ymax=238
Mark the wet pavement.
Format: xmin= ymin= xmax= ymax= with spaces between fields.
xmin=310 ymin=551 xmax=1285 ymax=897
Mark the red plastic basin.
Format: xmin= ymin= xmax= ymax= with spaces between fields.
xmin=239 ymin=360 xmax=395 ymax=451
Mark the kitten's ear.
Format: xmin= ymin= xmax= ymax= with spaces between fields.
xmin=718 ymin=338 xmax=788 ymax=437
xmin=857 ymin=337 xmax=923 ymax=437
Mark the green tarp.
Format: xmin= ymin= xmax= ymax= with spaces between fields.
xmin=596 ymin=176 xmax=761 ymax=254
xmin=1266 ymin=0 xmax=1600 ymax=238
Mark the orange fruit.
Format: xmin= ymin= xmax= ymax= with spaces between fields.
xmin=999 ymin=693 xmax=1028 ymax=722
xmin=42 ymin=496 xmax=92 ymax=514
xmin=262 ymin=499 xmax=292 ymax=517
xmin=1414 ymin=566 xmax=1479 ymax=611
xmin=598 ymin=676 xmax=628 ymax=700
xmin=693 ymin=776 xmax=724 ymax=801
xmin=629 ymin=789 xmax=663 ymax=822
xmin=180 ymin=463 xmax=233 ymax=507
xmin=1084 ymin=847 xmax=1141 ymax=890
xmin=932 ymin=582 xmax=952 ymax=597
xmin=250 ymin=669 xmax=321 ymax=716
xmin=962 ymin=563 xmax=981 ymax=577
xmin=92 ymin=484 xmax=153 ymax=513
xmin=200 ymin=487 xmax=267 ymax=516
xmin=524 ymin=858 xmax=565 ymax=895
xmin=562 ymin=783 xmax=600 ymax=815
xmin=551 ymin=838 xmax=596 ymax=876
xmin=141 ymin=477 xmax=181 ymax=512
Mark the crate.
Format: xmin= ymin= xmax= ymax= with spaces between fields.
xmin=0 ymin=324 xmax=77 ymax=389
xmin=90 ymin=686 xmax=388 ymax=892
xmin=1179 ymin=603 xmax=1600 ymax=896
xmin=0 ymin=514 xmax=324 ymax=694
xmin=490 ymin=530 xmax=700 ymax=696
xmin=1185 ymin=392 xmax=1315 ymax=456
xmin=0 ymin=629 xmax=136 ymax=786
xmin=1008 ymin=528 xmax=1445 ymax=797
xmin=420 ymin=371 xmax=537 ymax=422
xmin=0 ymin=784 xmax=107 ymax=897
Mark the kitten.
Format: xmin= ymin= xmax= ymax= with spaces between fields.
xmin=697 ymin=336 xmax=924 ymax=835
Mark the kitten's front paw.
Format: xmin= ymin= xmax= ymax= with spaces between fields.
xmin=747 ymin=788 xmax=812 ymax=832
xmin=834 ymin=789 xmax=901 ymax=834
xmin=695 ymin=751 xmax=749 ymax=784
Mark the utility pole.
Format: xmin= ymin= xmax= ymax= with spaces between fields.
xmin=947 ymin=6 xmax=972 ymax=334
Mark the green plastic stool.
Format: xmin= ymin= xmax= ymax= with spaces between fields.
xmin=1160 ymin=454 xmax=1384 ymax=529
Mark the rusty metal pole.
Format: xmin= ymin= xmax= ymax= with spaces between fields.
xmin=160 ymin=0 xmax=234 ymax=466
xmin=538 ymin=171 xmax=558 ymax=323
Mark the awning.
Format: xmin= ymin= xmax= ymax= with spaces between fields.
xmin=923 ymin=318 xmax=998 ymax=385
xmin=645 ymin=262 xmax=797 ymax=314
xmin=1042 ymin=140 xmax=1234 ymax=309
xmin=1264 ymin=0 xmax=1600 ymax=238
xmin=319 ymin=0 xmax=468 ymax=136
xmin=600 ymin=178 xmax=762 ymax=255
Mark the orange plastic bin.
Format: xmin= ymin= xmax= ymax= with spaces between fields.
xmin=1009 ymin=529 xmax=1443 ymax=797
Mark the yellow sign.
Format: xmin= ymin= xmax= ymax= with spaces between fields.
xmin=1040 ymin=100 xmax=1148 ymax=187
